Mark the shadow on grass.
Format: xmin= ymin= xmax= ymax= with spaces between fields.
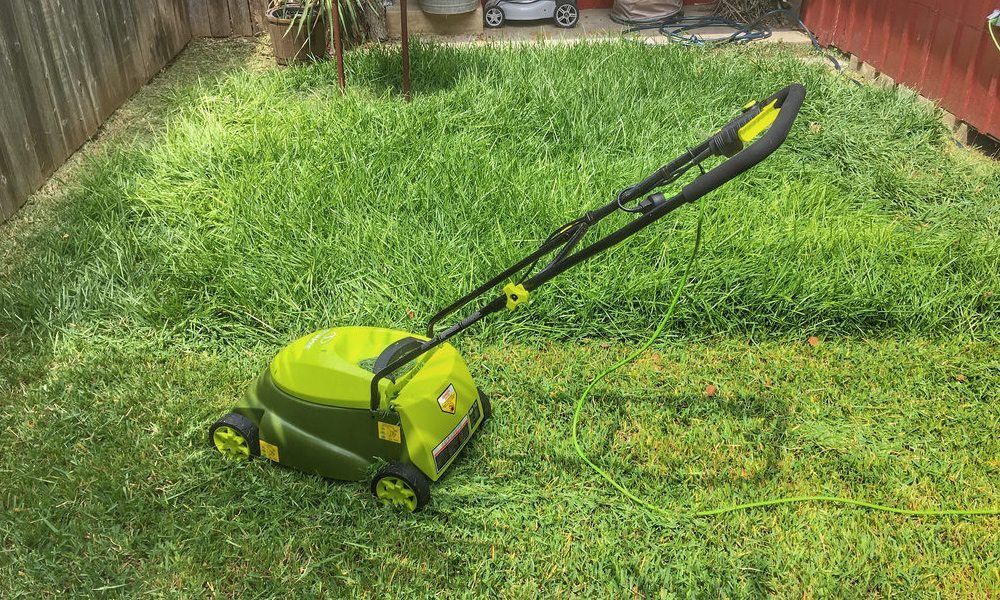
xmin=573 ymin=391 xmax=791 ymax=489
xmin=350 ymin=42 xmax=501 ymax=97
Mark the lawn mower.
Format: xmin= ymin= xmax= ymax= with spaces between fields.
xmin=483 ymin=0 xmax=579 ymax=29
xmin=209 ymin=83 xmax=806 ymax=512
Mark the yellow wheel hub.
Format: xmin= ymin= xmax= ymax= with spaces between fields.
xmin=213 ymin=425 xmax=250 ymax=460
xmin=375 ymin=476 xmax=418 ymax=511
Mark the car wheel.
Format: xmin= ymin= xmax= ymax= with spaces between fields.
xmin=372 ymin=462 xmax=431 ymax=512
xmin=484 ymin=6 xmax=505 ymax=28
xmin=554 ymin=1 xmax=578 ymax=28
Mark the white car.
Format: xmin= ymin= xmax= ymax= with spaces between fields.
xmin=483 ymin=0 xmax=579 ymax=28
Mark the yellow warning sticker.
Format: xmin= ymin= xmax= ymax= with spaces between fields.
xmin=377 ymin=421 xmax=401 ymax=443
xmin=437 ymin=384 xmax=457 ymax=414
xmin=259 ymin=440 xmax=280 ymax=462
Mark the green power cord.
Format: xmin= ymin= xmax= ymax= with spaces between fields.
xmin=990 ymin=11 xmax=1000 ymax=53
xmin=571 ymin=203 xmax=1000 ymax=519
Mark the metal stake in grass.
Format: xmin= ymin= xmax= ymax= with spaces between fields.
xmin=401 ymin=0 xmax=411 ymax=101
xmin=332 ymin=0 xmax=345 ymax=93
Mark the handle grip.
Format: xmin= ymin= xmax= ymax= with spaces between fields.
xmin=681 ymin=83 xmax=806 ymax=202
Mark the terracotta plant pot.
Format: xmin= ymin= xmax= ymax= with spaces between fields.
xmin=266 ymin=4 xmax=329 ymax=66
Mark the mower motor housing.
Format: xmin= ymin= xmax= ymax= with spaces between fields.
xmin=232 ymin=327 xmax=487 ymax=483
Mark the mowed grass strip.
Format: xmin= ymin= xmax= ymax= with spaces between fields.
xmin=1 ymin=333 xmax=997 ymax=596
xmin=1 ymin=39 xmax=998 ymax=597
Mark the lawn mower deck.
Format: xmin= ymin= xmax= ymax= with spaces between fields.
xmin=210 ymin=326 xmax=490 ymax=511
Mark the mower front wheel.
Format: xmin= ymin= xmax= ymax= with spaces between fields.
xmin=208 ymin=412 xmax=259 ymax=461
xmin=372 ymin=462 xmax=431 ymax=512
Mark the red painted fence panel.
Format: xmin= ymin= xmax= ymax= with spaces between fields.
xmin=802 ymin=0 xmax=1000 ymax=139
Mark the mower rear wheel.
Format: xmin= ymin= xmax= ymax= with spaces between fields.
xmin=554 ymin=1 xmax=578 ymax=28
xmin=478 ymin=390 xmax=493 ymax=423
xmin=372 ymin=462 xmax=431 ymax=512
xmin=209 ymin=412 xmax=259 ymax=460
xmin=484 ymin=6 xmax=504 ymax=28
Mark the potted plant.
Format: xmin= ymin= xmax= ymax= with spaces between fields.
xmin=265 ymin=0 xmax=377 ymax=66
xmin=266 ymin=2 xmax=328 ymax=65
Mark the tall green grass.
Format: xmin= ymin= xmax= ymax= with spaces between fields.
xmin=2 ymin=42 xmax=997 ymax=345
xmin=2 ymin=40 xmax=999 ymax=597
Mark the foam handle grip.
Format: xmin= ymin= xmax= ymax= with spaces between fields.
xmin=681 ymin=83 xmax=806 ymax=202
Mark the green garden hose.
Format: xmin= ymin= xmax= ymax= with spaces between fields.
xmin=990 ymin=10 xmax=1000 ymax=52
xmin=571 ymin=203 xmax=1000 ymax=519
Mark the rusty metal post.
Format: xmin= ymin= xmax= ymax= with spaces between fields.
xmin=400 ymin=0 xmax=411 ymax=101
xmin=332 ymin=0 xmax=345 ymax=93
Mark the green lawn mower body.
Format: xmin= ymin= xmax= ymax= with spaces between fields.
xmin=209 ymin=83 xmax=806 ymax=512
xmin=232 ymin=327 xmax=487 ymax=482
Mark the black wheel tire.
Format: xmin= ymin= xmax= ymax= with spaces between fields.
xmin=372 ymin=462 xmax=431 ymax=512
xmin=554 ymin=1 xmax=578 ymax=27
xmin=478 ymin=389 xmax=493 ymax=423
xmin=208 ymin=412 xmax=260 ymax=459
xmin=484 ymin=6 xmax=505 ymax=28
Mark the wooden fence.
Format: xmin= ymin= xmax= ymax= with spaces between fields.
xmin=0 ymin=0 xmax=192 ymax=222
xmin=186 ymin=0 xmax=271 ymax=37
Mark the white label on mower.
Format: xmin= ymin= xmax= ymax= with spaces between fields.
xmin=437 ymin=384 xmax=457 ymax=414
xmin=433 ymin=415 xmax=470 ymax=459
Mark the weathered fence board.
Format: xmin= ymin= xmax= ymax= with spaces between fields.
xmin=228 ymin=0 xmax=254 ymax=35
xmin=0 ymin=0 xmax=192 ymax=223
xmin=185 ymin=0 xmax=213 ymax=36
xmin=207 ymin=0 xmax=232 ymax=36
xmin=187 ymin=0 xmax=269 ymax=37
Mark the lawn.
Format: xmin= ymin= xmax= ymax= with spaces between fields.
xmin=2 ymin=38 xmax=999 ymax=597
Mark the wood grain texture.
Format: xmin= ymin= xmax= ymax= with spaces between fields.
xmin=249 ymin=0 xmax=271 ymax=34
xmin=0 ymin=0 xmax=192 ymax=223
xmin=0 ymin=24 xmax=44 ymax=219
xmin=186 ymin=0 xmax=212 ymax=36
xmin=187 ymin=0 xmax=269 ymax=36
xmin=207 ymin=0 xmax=232 ymax=36
xmin=228 ymin=0 xmax=253 ymax=35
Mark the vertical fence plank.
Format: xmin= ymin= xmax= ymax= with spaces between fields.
xmin=250 ymin=0 xmax=271 ymax=34
xmin=94 ymin=0 xmax=139 ymax=108
xmin=62 ymin=0 xmax=109 ymax=130
xmin=82 ymin=0 xmax=128 ymax=116
xmin=0 ymin=6 xmax=59 ymax=175
xmin=33 ymin=0 xmax=89 ymax=148
xmin=166 ymin=0 xmax=193 ymax=54
xmin=228 ymin=0 xmax=254 ymax=35
xmin=208 ymin=0 xmax=233 ymax=36
xmin=0 ymin=25 xmax=44 ymax=214
xmin=16 ymin=2 xmax=73 ymax=161
xmin=187 ymin=0 xmax=213 ymax=36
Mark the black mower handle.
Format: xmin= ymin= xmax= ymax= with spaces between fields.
xmin=682 ymin=83 xmax=806 ymax=202
xmin=370 ymin=84 xmax=806 ymax=413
